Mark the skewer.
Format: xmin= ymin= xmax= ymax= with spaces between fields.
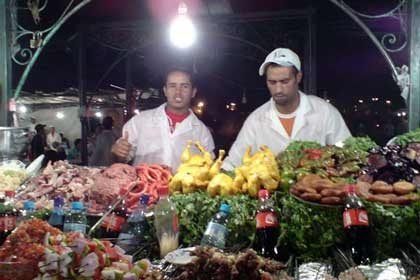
xmin=87 ymin=180 xmax=139 ymax=238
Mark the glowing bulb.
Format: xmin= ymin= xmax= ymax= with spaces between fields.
xmin=95 ymin=112 xmax=103 ymax=118
xmin=18 ymin=105 xmax=27 ymax=113
xmin=56 ymin=112 xmax=64 ymax=119
xmin=134 ymin=109 xmax=140 ymax=115
xmin=197 ymin=101 xmax=204 ymax=108
xmin=358 ymin=99 xmax=363 ymax=104
xmin=169 ymin=3 xmax=196 ymax=49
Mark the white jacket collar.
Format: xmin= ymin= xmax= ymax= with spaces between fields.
xmin=266 ymin=91 xmax=313 ymax=138
xmin=267 ymin=91 xmax=312 ymax=117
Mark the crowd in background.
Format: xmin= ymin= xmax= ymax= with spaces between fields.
xmin=29 ymin=116 xmax=118 ymax=167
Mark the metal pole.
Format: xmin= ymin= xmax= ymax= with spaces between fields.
xmin=125 ymin=55 xmax=133 ymax=121
xmin=13 ymin=0 xmax=93 ymax=101
xmin=409 ymin=0 xmax=420 ymax=130
xmin=78 ymin=29 xmax=88 ymax=165
xmin=304 ymin=7 xmax=317 ymax=95
xmin=0 ymin=1 xmax=12 ymax=125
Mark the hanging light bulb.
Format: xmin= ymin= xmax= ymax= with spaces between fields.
xmin=169 ymin=2 xmax=197 ymax=49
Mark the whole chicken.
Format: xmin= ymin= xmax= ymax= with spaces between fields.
xmin=169 ymin=141 xmax=225 ymax=194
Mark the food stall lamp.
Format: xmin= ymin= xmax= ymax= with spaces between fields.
xmin=56 ymin=112 xmax=64 ymax=119
xmin=358 ymin=99 xmax=364 ymax=104
xmin=326 ymin=99 xmax=330 ymax=103
xmin=169 ymin=2 xmax=197 ymax=49
xmin=197 ymin=101 xmax=205 ymax=108
xmin=385 ymin=100 xmax=391 ymax=104
xmin=18 ymin=105 xmax=27 ymax=113
xmin=95 ymin=112 xmax=103 ymax=118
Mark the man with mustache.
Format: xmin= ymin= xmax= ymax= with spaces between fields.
xmin=111 ymin=67 xmax=215 ymax=172
xmin=223 ymin=48 xmax=351 ymax=170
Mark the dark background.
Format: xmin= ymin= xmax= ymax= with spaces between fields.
xmin=14 ymin=0 xmax=409 ymax=148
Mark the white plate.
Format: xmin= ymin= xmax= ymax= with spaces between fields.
xmin=164 ymin=247 xmax=196 ymax=265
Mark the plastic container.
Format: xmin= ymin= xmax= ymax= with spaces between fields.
xmin=117 ymin=194 xmax=150 ymax=253
xmin=154 ymin=187 xmax=179 ymax=258
xmin=63 ymin=201 xmax=87 ymax=234
xmin=48 ymin=196 xmax=65 ymax=230
xmin=201 ymin=203 xmax=230 ymax=249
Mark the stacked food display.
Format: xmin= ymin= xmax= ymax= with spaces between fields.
xmin=0 ymin=129 xmax=418 ymax=279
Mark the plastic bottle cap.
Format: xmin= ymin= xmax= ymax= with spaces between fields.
xmin=219 ymin=203 xmax=230 ymax=214
xmin=5 ymin=191 xmax=15 ymax=198
xmin=71 ymin=201 xmax=84 ymax=210
xmin=54 ymin=196 xmax=64 ymax=207
xmin=258 ymin=189 xmax=269 ymax=199
xmin=140 ymin=194 xmax=150 ymax=206
xmin=158 ymin=187 xmax=169 ymax=196
xmin=24 ymin=200 xmax=35 ymax=210
xmin=345 ymin=185 xmax=357 ymax=193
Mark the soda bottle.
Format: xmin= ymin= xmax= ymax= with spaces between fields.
xmin=254 ymin=189 xmax=280 ymax=259
xmin=99 ymin=207 xmax=127 ymax=239
xmin=63 ymin=201 xmax=87 ymax=234
xmin=154 ymin=187 xmax=179 ymax=258
xmin=48 ymin=196 xmax=65 ymax=230
xmin=201 ymin=203 xmax=230 ymax=249
xmin=117 ymin=194 xmax=150 ymax=253
xmin=18 ymin=200 xmax=36 ymax=224
xmin=0 ymin=191 xmax=18 ymax=243
xmin=343 ymin=185 xmax=372 ymax=265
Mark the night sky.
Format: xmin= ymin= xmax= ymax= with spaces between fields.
xmin=13 ymin=0 xmax=409 ymax=146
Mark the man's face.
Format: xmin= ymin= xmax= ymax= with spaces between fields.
xmin=164 ymin=71 xmax=196 ymax=112
xmin=266 ymin=65 xmax=302 ymax=107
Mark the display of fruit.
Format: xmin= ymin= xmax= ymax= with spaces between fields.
xmin=290 ymin=174 xmax=345 ymax=205
xmin=169 ymin=141 xmax=225 ymax=194
xmin=356 ymin=180 xmax=420 ymax=205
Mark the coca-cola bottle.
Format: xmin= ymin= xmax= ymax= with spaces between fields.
xmin=343 ymin=185 xmax=372 ymax=265
xmin=254 ymin=189 xmax=280 ymax=260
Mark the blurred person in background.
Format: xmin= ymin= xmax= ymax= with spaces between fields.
xmin=46 ymin=126 xmax=62 ymax=150
xmin=68 ymin=138 xmax=82 ymax=163
xmin=89 ymin=116 xmax=118 ymax=166
xmin=30 ymin=124 xmax=46 ymax=160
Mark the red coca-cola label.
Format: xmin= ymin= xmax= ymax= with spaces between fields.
xmin=343 ymin=209 xmax=369 ymax=228
xmin=256 ymin=212 xmax=279 ymax=229
xmin=0 ymin=216 xmax=16 ymax=232
xmin=101 ymin=214 xmax=126 ymax=232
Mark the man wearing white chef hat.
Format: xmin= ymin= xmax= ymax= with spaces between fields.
xmin=222 ymin=48 xmax=351 ymax=170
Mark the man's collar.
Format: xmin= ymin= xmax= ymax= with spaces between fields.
xmin=268 ymin=91 xmax=312 ymax=117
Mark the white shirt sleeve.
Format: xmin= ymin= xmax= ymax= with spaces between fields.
xmin=122 ymin=116 xmax=139 ymax=161
xmin=222 ymin=117 xmax=256 ymax=171
xmin=325 ymin=105 xmax=352 ymax=145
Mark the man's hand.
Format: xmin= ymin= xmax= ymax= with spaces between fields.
xmin=111 ymin=131 xmax=132 ymax=161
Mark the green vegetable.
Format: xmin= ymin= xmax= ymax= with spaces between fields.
xmin=343 ymin=136 xmax=378 ymax=153
xmin=393 ymin=128 xmax=420 ymax=146
xmin=171 ymin=192 xmax=258 ymax=248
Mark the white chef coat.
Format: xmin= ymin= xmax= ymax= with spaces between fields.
xmin=46 ymin=132 xmax=62 ymax=151
xmin=123 ymin=103 xmax=215 ymax=172
xmin=222 ymin=91 xmax=351 ymax=170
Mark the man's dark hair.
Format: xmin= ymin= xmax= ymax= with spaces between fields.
xmin=164 ymin=66 xmax=196 ymax=87
xmin=74 ymin=138 xmax=81 ymax=147
xmin=102 ymin=116 xmax=114 ymax=130
xmin=265 ymin=63 xmax=299 ymax=76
